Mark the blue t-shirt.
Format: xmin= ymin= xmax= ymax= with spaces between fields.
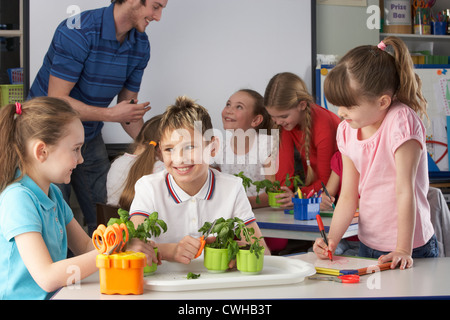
xmin=0 ymin=175 xmax=74 ymax=300
xmin=29 ymin=3 xmax=150 ymax=141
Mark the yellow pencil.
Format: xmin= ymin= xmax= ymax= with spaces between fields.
xmin=314 ymin=267 xmax=340 ymax=276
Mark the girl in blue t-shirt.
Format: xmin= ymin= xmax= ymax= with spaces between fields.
xmin=0 ymin=97 xmax=154 ymax=299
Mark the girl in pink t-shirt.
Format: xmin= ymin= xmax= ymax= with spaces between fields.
xmin=313 ymin=36 xmax=438 ymax=269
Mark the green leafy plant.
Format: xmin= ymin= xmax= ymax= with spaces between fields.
xmin=108 ymin=209 xmax=167 ymax=243
xmin=199 ymin=217 xmax=240 ymax=263
xmin=235 ymin=172 xmax=304 ymax=204
xmin=285 ymin=173 xmax=304 ymax=191
xmin=198 ymin=217 xmax=264 ymax=262
xmin=239 ymin=225 xmax=264 ymax=259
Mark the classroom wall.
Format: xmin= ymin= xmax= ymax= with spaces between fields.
xmin=29 ymin=0 xmax=314 ymax=144
xmin=316 ymin=0 xmax=379 ymax=58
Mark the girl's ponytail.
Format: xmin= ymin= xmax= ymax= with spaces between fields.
xmin=0 ymin=103 xmax=23 ymax=192
xmin=302 ymin=103 xmax=316 ymax=186
xmin=324 ymin=36 xmax=427 ymax=120
xmin=382 ymin=36 xmax=428 ymax=120
xmin=118 ymin=115 xmax=162 ymax=211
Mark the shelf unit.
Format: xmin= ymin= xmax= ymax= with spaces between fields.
xmin=380 ymin=32 xmax=450 ymax=57
xmin=0 ymin=0 xmax=24 ymax=68
xmin=381 ymin=32 xmax=450 ymax=41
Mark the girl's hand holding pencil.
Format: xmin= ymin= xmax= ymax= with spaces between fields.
xmin=319 ymin=193 xmax=335 ymax=211
xmin=313 ymin=236 xmax=337 ymax=261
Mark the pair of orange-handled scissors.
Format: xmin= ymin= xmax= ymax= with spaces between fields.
xmin=92 ymin=223 xmax=129 ymax=255
xmin=194 ymin=219 xmax=217 ymax=259
xmin=309 ymin=274 xmax=360 ymax=283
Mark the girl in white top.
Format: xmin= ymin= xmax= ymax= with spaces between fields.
xmin=106 ymin=115 xmax=164 ymax=210
xmin=219 ymin=89 xmax=278 ymax=208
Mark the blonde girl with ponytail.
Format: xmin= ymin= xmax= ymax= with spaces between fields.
xmin=264 ymin=72 xmax=341 ymax=206
xmin=106 ymin=114 xmax=164 ymax=211
xmin=313 ymin=36 xmax=438 ymax=268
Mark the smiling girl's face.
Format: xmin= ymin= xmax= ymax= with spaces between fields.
xmin=266 ymin=102 xmax=305 ymax=131
xmin=28 ymin=118 xmax=84 ymax=193
xmin=221 ymin=91 xmax=260 ymax=131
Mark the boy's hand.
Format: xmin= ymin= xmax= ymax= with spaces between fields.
xmin=173 ymin=235 xmax=215 ymax=264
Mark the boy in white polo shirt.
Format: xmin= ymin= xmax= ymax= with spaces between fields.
xmin=129 ymin=96 xmax=269 ymax=264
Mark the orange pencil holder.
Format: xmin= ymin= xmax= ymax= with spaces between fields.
xmin=96 ymin=251 xmax=146 ymax=295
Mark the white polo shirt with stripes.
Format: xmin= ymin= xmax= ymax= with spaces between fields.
xmin=129 ymin=168 xmax=256 ymax=243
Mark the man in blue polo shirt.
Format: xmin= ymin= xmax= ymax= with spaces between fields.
xmin=29 ymin=0 xmax=168 ymax=235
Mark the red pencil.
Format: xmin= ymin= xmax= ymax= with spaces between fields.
xmin=316 ymin=214 xmax=333 ymax=261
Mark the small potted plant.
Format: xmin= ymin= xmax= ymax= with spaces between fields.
xmin=198 ymin=217 xmax=242 ymax=273
xmin=235 ymin=222 xmax=265 ymax=274
xmin=254 ymin=179 xmax=282 ymax=207
xmin=235 ymin=172 xmax=303 ymax=208
xmin=108 ymin=209 xmax=167 ymax=275
xmin=234 ymin=171 xmax=281 ymax=206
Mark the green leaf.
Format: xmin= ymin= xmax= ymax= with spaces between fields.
xmin=218 ymin=225 xmax=229 ymax=240
xmin=157 ymin=220 xmax=168 ymax=233
xmin=117 ymin=208 xmax=130 ymax=221
xmin=107 ymin=218 xmax=122 ymax=226
xmin=148 ymin=211 xmax=158 ymax=221
xmin=285 ymin=173 xmax=291 ymax=187
xmin=187 ymin=272 xmax=201 ymax=279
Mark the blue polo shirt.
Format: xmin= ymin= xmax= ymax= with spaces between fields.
xmin=0 ymin=174 xmax=74 ymax=300
xmin=29 ymin=3 xmax=150 ymax=141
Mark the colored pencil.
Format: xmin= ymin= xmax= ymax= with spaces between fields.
xmin=321 ymin=182 xmax=335 ymax=209
xmin=340 ymin=262 xmax=393 ymax=275
xmin=316 ymin=214 xmax=333 ymax=261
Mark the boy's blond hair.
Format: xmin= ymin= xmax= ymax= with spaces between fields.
xmin=159 ymin=96 xmax=213 ymax=136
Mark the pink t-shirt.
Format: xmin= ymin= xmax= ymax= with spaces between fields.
xmin=337 ymin=102 xmax=434 ymax=252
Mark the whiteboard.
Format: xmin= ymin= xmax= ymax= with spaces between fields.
xmin=29 ymin=0 xmax=315 ymax=143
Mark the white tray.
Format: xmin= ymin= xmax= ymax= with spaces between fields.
xmin=144 ymin=255 xmax=315 ymax=291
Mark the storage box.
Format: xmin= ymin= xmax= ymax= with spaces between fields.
xmin=7 ymin=68 xmax=23 ymax=84
xmin=0 ymin=84 xmax=24 ymax=107
xmin=292 ymin=197 xmax=322 ymax=220
xmin=96 ymin=251 xmax=146 ymax=295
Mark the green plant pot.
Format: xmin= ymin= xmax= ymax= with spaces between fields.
xmin=203 ymin=247 xmax=230 ymax=273
xmin=236 ymin=248 xmax=264 ymax=274
xmin=268 ymin=191 xmax=283 ymax=208
xmin=143 ymin=247 xmax=158 ymax=275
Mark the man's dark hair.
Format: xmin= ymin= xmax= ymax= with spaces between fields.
xmin=113 ymin=0 xmax=147 ymax=5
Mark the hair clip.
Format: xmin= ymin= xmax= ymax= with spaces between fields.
xmin=15 ymin=102 xmax=22 ymax=115
xmin=149 ymin=141 xmax=157 ymax=147
xmin=14 ymin=102 xmax=22 ymax=119
xmin=377 ymin=41 xmax=387 ymax=51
